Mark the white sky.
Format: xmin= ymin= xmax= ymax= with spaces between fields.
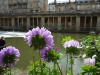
xmin=48 ymin=0 xmax=75 ymax=3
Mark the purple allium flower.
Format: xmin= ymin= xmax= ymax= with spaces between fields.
xmin=84 ymin=55 xmax=96 ymax=66
xmin=24 ymin=27 xmax=54 ymax=49
xmin=0 ymin=46 xmax=20 ymax=67
xmin=41 ymin=46 xmax=60 ymax=62
xmin=63 ymin=40 xmax=80 ymax=49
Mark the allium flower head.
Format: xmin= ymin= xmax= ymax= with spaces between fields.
xmin=0 ymin=46 xmax=20 ymax=66
xmin=63 ymin=40 xmax=80 ymax=49
xmin=24 ymin=27 xmax=54 ymax=50
xmin=84 ymin=57 xmax=96 ymax=66
xmin=41 ymin=47 xmax=60 ymax=62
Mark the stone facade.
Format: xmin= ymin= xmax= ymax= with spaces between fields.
xmin=0 ymin=0 xmax=48 ymax=13
xmin=55 ymin=1 xmax=100 ymax=12
xmin=0 ymin=1 xmax=100 ymax=32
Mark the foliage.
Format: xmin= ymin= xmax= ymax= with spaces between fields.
xmin=31 ymin=35 xmax=46 ymax=50
xmin=66 ymin=46 xmax=80 ymax=55
xmin=28 ymin=61 xmax=49 ymax=75
xmin=28 ymin=61 xmax=60 ymax=75
xmin=96 ymin=34 xmax=100 ymax=51
xmin=80 ymin=32 xmax=100 ymax=75
xmin=61 ymin=36 xmax=73 ymax=44
xmin=81 ymin=33 xmax=100 ymax=57
xmin=45 ymin=49 xmax=60 ymax=62
xmin=80 ymin=65 xmax=98 ymax=75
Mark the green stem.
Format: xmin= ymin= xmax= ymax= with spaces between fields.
xmin=39 ymin=49 xmax=42 ymax=75
xmin=9 ymin=66 xmax=11 ymax=75
xmin=70 ymin=53 xmax=73 ymax=75
xmin=33 ymin=52 xmax=37 ymax=75
xmin=66 ymin=54 xmax=69 ymax=74
xmin=46 ymin=67 xmax=51 ymax=75
xmin=56 ymin=61 xmax=64 ymax=75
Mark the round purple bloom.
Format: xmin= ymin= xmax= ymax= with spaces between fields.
xmin=24 ymin=27 xmax=54 ymax=49
xmin=63 ymin=40 xmax=80 ymax=49
xmin=83 ymin=55 xmax=96 ymax=66
xmin=41 ymin=47 xmax=60 ymax=62
xmin=0 ymin=46 xmax=20 ymax=67
xmin=84 ymin=58 xmax=96 ymax=66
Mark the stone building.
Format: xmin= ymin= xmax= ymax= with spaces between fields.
xmin=0 ymin=0 xmax=100 ymax=32
xmin=53 ymin=0 xmax=100 ymax=12
xmin=0 ymin=0 xmax=48 ymax=13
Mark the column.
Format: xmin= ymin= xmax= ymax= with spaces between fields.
xmin=22 ymin=18 xmax=24 ymax=26
xmin=12 ymin=18 xmax=14 ymax=28
xmin=3 ymin=18 xmax=5 ymax=27
xmin=96 ymin=16 xmax=100 ymax=31
xmin=84 ymin=17 xmax=86 ymax=30
xmin=33 ymin=17 xmax=34 ymax=27
xmin=41 ymin=17 xmax=44 ymax=27
xmin=57 ymin=17 xmax=61 ymax=30
xmin=0 ymin=18 xmax=1 ymax=27
xmin=90 ymin=17 xmax=92 ymax=30
xmin=27 ymin=17 xmax=30 ymax=29
xmin=65 ymin=17 xmax=67 ymax=29
xmin=37 ymin=17 xmax=39 ymax=27
xmin=76 ymin=16 xmax=80 ymax=31
xmin=7 ymin=18 xmax=9 ymax=27
xmin=70 ymin=17 xmax=72 ymax=30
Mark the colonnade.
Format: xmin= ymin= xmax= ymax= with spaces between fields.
xmin=0 ymin=15 xmax=99 ymax=32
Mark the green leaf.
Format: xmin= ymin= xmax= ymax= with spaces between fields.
xmin=61 ymin=36 xmax=73 ymax=44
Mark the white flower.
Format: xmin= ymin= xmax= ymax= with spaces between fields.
xmin=92 ymin=55 xmax=96 ymax=58
xmin=82 ymin=54 xmax=86 ymax=59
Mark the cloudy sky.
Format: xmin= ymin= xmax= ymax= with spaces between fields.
xmin=48 ymin=0 xmax=75 ymax=3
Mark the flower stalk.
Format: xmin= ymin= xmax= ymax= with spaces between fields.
xmin=56 ymin=61 xmax=64 ymax=75
xmin=39 ymin=49 xmax=43 ymax=75
xmin=70 ymin=53 xmax=73 ymax=75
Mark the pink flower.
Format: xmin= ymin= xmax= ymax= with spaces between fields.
xmin=84 ymin=57 xmax=96 ymax=66
xmin=63 ymin=40 xmax=80 ymax=48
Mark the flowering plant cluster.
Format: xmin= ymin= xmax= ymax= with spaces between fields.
xmin=0 ymin=46 xmax=20 ymax=74
xmin=24 ymin=27 xmax=100 ymax=75
xmin=24 ymin=27 xmax=62 ymax=75
xmin=41 ymin=47 xmax=60 ymax=62
xmin=63 ymin=40 xmax=80 ymax=54
xmin=80 ymin=31 xmax=100 ymax=75
xmin=24 ymin=27 xmax=54 ymax=50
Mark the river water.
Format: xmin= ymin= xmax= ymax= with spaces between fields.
xmin=0 ymin=31 xmax=87 ymax=75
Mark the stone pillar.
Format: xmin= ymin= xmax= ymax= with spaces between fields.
xmin=3 ymin=18 xmax=6 ymax=27
xmin=41 ymin=17 xmax=44 ymax=27
xmin=22 ymin=18 xmax=24 ymax=26
xmin=70 ymin=17 xmax=72 ymax=29
xmin=3 ymin=18 xmax=4 ymax=26
xmin=33 ymin=17 xmax=34 ymax=27
xmin=37 ymin=17 xmax=39 ymax=27
xmin=0 ymin=18 xmax=1 ymax=27
xmin=27 ymin=17 xmax=30 ymax=29
xmin=90 ymin=17 xmax=92 ymax=30
xmin=96 ymin=16 xmax=100 ymax=31
xmin=84 ymin=17 xmax=86 ymax=30
xmin=7 ymin=18 xmax=9 ymax=27
xmin=12 ymin=18 xmax=14 ymax=28
xmin=57 ymin=17 xmax=61 ymax=30
xmin=76 ymin=16 xmax=80 ymax=31
xmin=65 ymin=17 xmax=67 ymax=29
